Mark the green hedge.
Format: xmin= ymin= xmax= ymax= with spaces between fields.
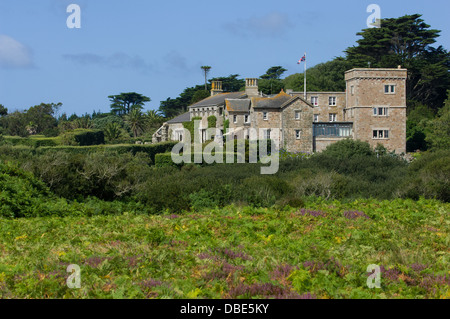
xmin=61 ymin=129 xmax=105 ymax=146
xmin=2 ymin=136 xmax=59 ymax=148
xmin=37 ymin=141 xmax=178 ymax=164
xmin=75 ymin=130 xmax=105 ymax=146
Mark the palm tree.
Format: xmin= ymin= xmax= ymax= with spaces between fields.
xmin=146 ymin=110 xmax=164 ymax=125
xmin=104 ymin=122 xmax=123 ymax=142
xmin=201 ymin=66 xmax=211 ymax=91
xmin=125 ymin=109 xmax=145 ymax=138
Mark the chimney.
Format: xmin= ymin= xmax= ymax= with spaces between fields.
xmin=211 ymin=81 xmax=223 ymax=96
xmin=245 ymin=78 xmax=259 ymax=97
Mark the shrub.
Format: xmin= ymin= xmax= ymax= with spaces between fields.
xmin=399 ymin=150 xmax=450 ymax=202
xmin=207 ymin=115 xmax=217 ymax=128
xmin=61 ymin=129 xmax=105 ymax=146
xmin=320 ymin=139 xmax=374 ymax=160
xmin=155 ymin=153 xmax=179 ymax=168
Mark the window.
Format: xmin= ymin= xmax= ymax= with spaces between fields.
xmin=373 ymin=107 xmax=388 ymax=116
xmin=295 ymin=130 xmax=301 ymax=139
xmin=311 ymin=96 xmax=318 ymax=106
xmin=384 ymin=85 xmax=395 ymax=94
xmin=329 ymin=113 xmax=337 ymax=122
xmin=244 ymin=114 xmax=250 ymax=123
xmin=329 ymin=96 xmax=337 ymax=106
xmin=295 ymin=110 xmax=301 ymax=120
xmin=373 ymin=130 xmax=390 ymax=139
xmin=313 ymin=123 xmax=353 ymax=137
xmin=314 ymin=114 xmax=319 ymax=122
xmin=264 ymin=129 xmax=271 ymax=139
xmin=233 ymin=115 xmax=237 ymax=123
xmin=219 ymin=108 xmax=223 ymax=116
xmin=351 ymin=86 xmax=354 ymax=95
xmin=263 ymin=112 xmax=268 ymax=120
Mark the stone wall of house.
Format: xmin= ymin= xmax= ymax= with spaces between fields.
xmin=353 ymin=107 xmax=406 ymax=154
xmin=190 ymin=106 xmax=224 ymax=128
xmin=290 ymin=92 xmax=346 ymax=122
xmin=281 ymin=99 xmax=313 ymax=153
xmin=168 ymin=123 xmax=185 ymax=142
xmin=251 ymin=108 xmax=281 ymax=142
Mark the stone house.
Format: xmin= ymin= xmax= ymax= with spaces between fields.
xmin=153 ymin=67 xmax=407 ymax=154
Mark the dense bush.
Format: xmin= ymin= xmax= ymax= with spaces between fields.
xmin=155 ymin=153 xmax=179 ymax=168
xmin=25 ymin=151 xmax=152 ymax=201
xmin=399 ymin=149 xmax=450 ymax=202
xmin=0 ymin=161 xmax=71 ymax=218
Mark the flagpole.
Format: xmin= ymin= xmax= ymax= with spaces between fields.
xmin=304 ymin=52 xmax=307 ymax=100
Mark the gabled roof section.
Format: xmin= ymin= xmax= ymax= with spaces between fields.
xmin=252 ymin=90 xmax=293 ymax=109
xmin=280 ymin=95 xmax=315 ymax=109
xmin=189 ymin=92 xmax=246 ymax=108
xmin=167 ymin=112 xmax=190 ymax=124
xmin=226 ymin=99 xmax=251 ymax=112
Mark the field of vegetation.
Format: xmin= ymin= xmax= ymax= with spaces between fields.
xmin=0 ymin=198 xmax=448 ymax=299
xmin=0 ymin=136 xmax=448 ymax=299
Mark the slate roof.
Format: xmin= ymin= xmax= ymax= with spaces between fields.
xmin=252 ymin=91 xmax=294 ymax=109
xmin=166 ymin=112 xmax=190 ymax=124
xmin=189 ymin=92 xmax=246 ymax=108
xmin=226 ymin=99 xmax=251 ymax=112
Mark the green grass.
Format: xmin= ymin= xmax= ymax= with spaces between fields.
xmin=0 ymin=198 xmax=448 ymax=299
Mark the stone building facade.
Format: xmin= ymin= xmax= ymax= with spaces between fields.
xmin=153 ymin=68 xmax=407 ymax=154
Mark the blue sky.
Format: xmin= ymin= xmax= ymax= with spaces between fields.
xmin=0 ymin=0 xmax=448 ymax=116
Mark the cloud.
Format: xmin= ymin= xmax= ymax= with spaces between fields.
xmin=63 ymin=52 xmax=154 ymax=74
xmin=0 ymin=35 xmax=33 ymax=69
xmin=223 ymin=12 xmax=292 ymax=38
xmin=163 ymin=50 xmax=188 ymax=71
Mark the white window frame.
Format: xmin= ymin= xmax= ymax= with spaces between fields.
xmin=265 ymin=129 xmax=271 ymax=139
xmin=314 ymin=114 xmax=319 ymax=122
xmin=295 ymin=110 xmax=301 ymax=120
xmin=372 ymin=129 xmax=390 ymax=139
xmin=329 ymin=96 xmax=337 ymax=106
xmin=384 ymin=85 xmax=396 ymax=94
xmin=233 ymin=115 xmax=237 ymax=123
xmin=263 ymin=112 xmax=268 ymax=121
xmin=295 ymin=130 xmax=301 ymax=139
xmin=311 ymin=96 xmax=318 ymax=106
xmin=329 ymin=113 xmax=337 ymax=122
xmin=244 ymin=114 xmax=250 ymax=123
xmin=372 ymin=107 xmax=389 ymax=116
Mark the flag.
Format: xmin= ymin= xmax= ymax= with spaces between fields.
xmin=297 ymin=55 xmax=306 ymax=64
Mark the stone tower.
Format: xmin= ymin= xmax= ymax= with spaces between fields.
xmin=345 ymin=68 xmax=407 ymax=154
